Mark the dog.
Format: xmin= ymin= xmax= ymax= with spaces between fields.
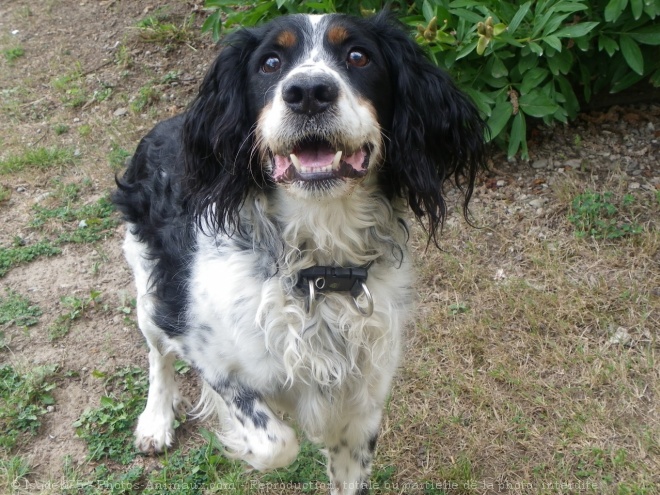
xmin=112 ymin=11 xmax=485 ymax=495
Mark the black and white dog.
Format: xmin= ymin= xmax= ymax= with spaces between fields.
xmin=113 ymin=11 xmax=485 ymax=495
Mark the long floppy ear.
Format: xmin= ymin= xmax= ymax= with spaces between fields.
xmin=183 ymin=27 xmax=265 ymax=235
xmin=372 ymin=13 xmax=486 ymax=243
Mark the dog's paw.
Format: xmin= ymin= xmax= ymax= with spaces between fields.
xmin=134 ymin=410 xmax=175 ymax=454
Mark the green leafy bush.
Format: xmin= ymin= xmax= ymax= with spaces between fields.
xmin=200 ymin=0 xmax=659 ymax=158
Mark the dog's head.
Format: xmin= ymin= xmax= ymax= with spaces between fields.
xmin=183 ymin=12 xmax=486 ymax=239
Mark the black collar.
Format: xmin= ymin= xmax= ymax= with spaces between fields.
xmin=298 ymin=262 xmax=373 ymax=298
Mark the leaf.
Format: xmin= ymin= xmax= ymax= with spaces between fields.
xmin=508 ymin=1 xmax=531 ymax=35
xmin=521 ymin=68 xmax=550 ymax=94
xmin=464 ymin=88 xmax=494 ymax=118
xmin=422 ymin=0 xmax=434 ymax=22
xmin=553 ymin=22 xmax=599 ymax=38
xmin=508 ymin=112 xmax=526 ymax=158
xmin=598 ymin=35 xmax=619 ymax=56
xmin=619 ymin=35 xmax=644 ymax=75
xmin=519 ymin=90 xmax=559 ymax=118
xmin=486 ymin=101 xmax=513 ymax=141
xmin=628 ymin=26 xmax=660 ymax=45
xmin=490 ymin=57 xmax=508 ymax=78
xmin=604 ymin=0 xmax=628 ymax=22
xmin=630 ymin=0 xmax=644 ymax=19
xmin=543 ymin=35 xmax=562 ymax=52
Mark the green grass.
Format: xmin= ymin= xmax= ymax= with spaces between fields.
xmin=0 ymin=194 xmax=116 ymax=278
xmin=0 ymin=455 xmax=30 ymax=493
xmin=136 ymin=13 xmax=196 ymax=45
xmin=568 ymin=191 xmax=643 ymax=239
xmin=108 ymin=144 xmax=131 ymax=171
xmin=130 ymin=84 xmax=160 ymax=113
xmin=73 ymin=367 xmax=149 ymax=465
xmin=0 ymin=364 xmax=57 ymax=452
xmin=48 ymin=290 xmax=102 ymax=341
xmin=2 ymin=47 xmax=25 ymax=63
xmin=0 ymin=185 xmax=10 ymax=203
xmin=0 ymin=240 xmax=61 ymax=277
xmin=0 ymin=289 xmax=42 ymax=328
xmin=0 ymin=147 xmax=75 ymax=175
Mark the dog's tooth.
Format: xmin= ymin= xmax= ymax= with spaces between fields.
xmin=331 ymin=151 xmax=343 ymax=171
xmin=290 ymin=153 xmax=303 ymax=171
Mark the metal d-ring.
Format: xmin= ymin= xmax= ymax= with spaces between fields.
xmin=352 ymin=281 xmax=374 ymax=317
xmin=306 ymin=278 xmax=316 ymax=316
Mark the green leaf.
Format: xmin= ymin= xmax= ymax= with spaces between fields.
xmin=508 ymin=1 xmax=531 ymax=35
xmin=619 ymin=35 xmax=644 ymax=75
xmin=464 ymin=88 xmax=494 ymax=118
xmin=604 ymin=0 xmax=628 ymax=22
xmin=528 ymin=41 xmax=544 ymax=56
xmin=543 ymin=35 xmax=562 ymax=52
xmin=521 ymin=68 xmax=550 ymax=94
xmin=486 ymin=101 xmax=513 ymax=141
xmin=519 ymin=90 xmax=559 ymax=118
xmin=490 ymin=57 xmax=509 ymax=78
xmin=630 ymin=0 xmax=644 ymax=19
xmin=553 ymin=22 xmax=599 ymax=38
xmin=628 ymin=25 xmax=660 ymax=45
xmin=422 ymin=0 xmax=434 ymax=22
xmin=508 ymin=112 xmax=526 ymax=158
xmin=598 ymin=35 xmax=619 ymax=56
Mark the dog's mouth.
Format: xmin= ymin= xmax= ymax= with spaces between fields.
xmin=271 ymin=137 xmax=370 ymax=183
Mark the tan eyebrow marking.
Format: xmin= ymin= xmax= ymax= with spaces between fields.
xmin=276 ymin=30 xmax=297 ymax=48
xmin=327 ymin=25 xmax=349 ymax=45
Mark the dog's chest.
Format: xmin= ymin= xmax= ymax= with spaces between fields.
xmin=181 ymin=232 xmax=411 ymax=393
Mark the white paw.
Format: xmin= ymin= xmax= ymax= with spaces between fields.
xmin=221 ymin=421 xmax=299 ymax=471
xmin=134 ymin=409 xmax=175 ymax=454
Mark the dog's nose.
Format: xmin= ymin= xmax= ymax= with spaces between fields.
xmin=282 ymin=75 xmax=339 ymax=116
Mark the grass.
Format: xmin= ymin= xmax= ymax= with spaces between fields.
xmin=0 ymin=364 xmax=57 ymax=452
xmin=73 ymin=366 xmax=149 ymax=465
xmin=136 ymin=12 xmax=196 ymax=45
xmin=0 ymin=147 xmax=75 ymax=175
xmin=569 ymin=191 xmax=643 ymax=239
xmin=0 ymin=193 xmax=116 ymax=277
xmin=2 ymin=47 xmax=25 ymax=63
xmin=0 ymin=289 xmax=42 ymax=328
xmin=48 ymin=290 xmax=102 ymax=341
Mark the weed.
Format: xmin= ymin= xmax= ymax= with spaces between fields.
xmin=0 ymin=289 xmax=42 ymax=328
xmin=0 ymin=240 xmax=61 ymax=277
xmin=48 ymin=290 xmax=102 ymax=341
xmin=2 ymin=47 xmax=25 ymax=63
xmin=73 ymin=367 xmax=149 ymax=464
xmin=0 ymin=147 xmax=75 ymax=174
xmin=52 ymin=69 xmax=87 ymax=108
xmin=0 ymin=185 xmax=10 ymax=203
xmin=136 ymin=13 xmax=196 ymax=45
xmin=568 ymin=191 xmax=643 ymax=239
xmin=53 ymin=123 xmax=69 ymax=135
xmin=449 ymin=302 xmax=469 ymax=316
xmin=108 ymin=144 xmax=131 ymax=171
xmin=114 ymin=44 xmax=133 ymax=69
xmin=0 ymin=455 xmax=30 ymax=493
xmin=31 ymin=194 xmax=117 ymax=244
xmin=130 ymin=84 xmax=160 ymax=113
xmin=0 ymin=364 xmax=57 ymax=451
xmin=78 ymin=124 xmax=92 ymax=137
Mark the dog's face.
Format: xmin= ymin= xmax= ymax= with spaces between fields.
xmin=183 ymin=13 xmax=486 ymax=237
xmin=246 ymin=15 xmax=392 ymax=196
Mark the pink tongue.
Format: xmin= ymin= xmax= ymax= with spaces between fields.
xmin=296 ymin=147 xmax=336 ymax=169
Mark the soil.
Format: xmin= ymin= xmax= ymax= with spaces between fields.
xmin=0 ymin=0 xmax=658 ymax=492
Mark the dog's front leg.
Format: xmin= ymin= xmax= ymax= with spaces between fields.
xmin=324 ymin=411 xmax=382 ymax=495
xmin=201 ymin=380 xmax=299 ymax=471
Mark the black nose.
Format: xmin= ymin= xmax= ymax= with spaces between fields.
xmin=282 ymin=75 xmax=339 ymax=116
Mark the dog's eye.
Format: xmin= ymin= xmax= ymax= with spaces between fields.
xmin=347 ymin=49 xmax=369 ymax=68
xmin=262 ymin=56 xmax=281 ymax=73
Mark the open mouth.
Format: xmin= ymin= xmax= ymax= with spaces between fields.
xmin=271 ymin=137 xmax=370 ymax=183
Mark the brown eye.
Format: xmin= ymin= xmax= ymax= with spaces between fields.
xmin=262 ymin=56 xmax=281 ymax=73
xmin=347 ymin=49 xmax=369 ymax=68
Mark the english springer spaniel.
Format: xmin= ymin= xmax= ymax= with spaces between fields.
xmin=113 ymin=11 xmax=485 ymax=495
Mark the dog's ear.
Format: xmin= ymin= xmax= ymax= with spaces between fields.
xmin=183 ymin=28 xmax=265 ymax=234
xmin=372 ymin=13 xmax=487 ymax=243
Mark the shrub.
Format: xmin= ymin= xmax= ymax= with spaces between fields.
xmin=200 ymin=0 xmax=659 ymax=158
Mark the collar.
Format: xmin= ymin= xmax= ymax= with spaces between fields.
xmin=298 ymin=261 xmax=374 ymax=316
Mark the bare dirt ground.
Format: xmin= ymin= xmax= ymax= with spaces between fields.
xmin=1 ymin=1 xmax=658 ymax=494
